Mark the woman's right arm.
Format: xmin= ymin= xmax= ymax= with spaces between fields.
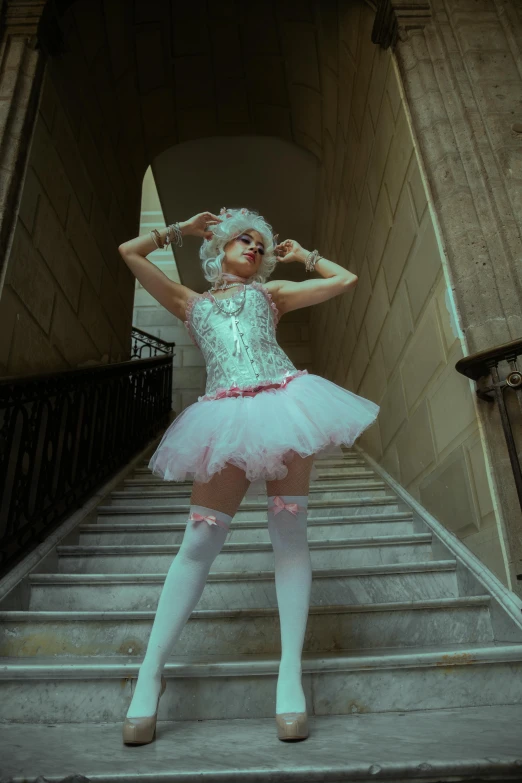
xmin=118 ymin=212 xmax=220 ymax=321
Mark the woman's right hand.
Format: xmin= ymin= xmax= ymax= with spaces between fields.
xmin=180 ymin=212 xmax=221 ymax=240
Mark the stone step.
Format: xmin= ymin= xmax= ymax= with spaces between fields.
xmin=27 ymin=560 xmax=459 ymax=611
xmin=107 ymin=481 xmax=392 ymax=506
xmin=96 ymin=496 xmax=405 ymax=523
xmin=311 ymin=463 xmax=375 ymax=476
xmin=3 ymin=702 xmax=522 ymax=781
xmin=139 ymin=453 xmax=367 ymax=471
xmin=53 ymin=533 xmax=434 ymax=573
xmin=128 ymin=465 xmax=378 ymax=483
xmin=0 ymin=595 xmax=493 ymax=659
xmin=1 ymin=643 xmax=521 ymax=725
xmin=137 ymin=463 xmax=371 ymax=480
xmin=76 ymin=511 xmax=417 ymax=545
xmin=122 ymin=475 xmax=383 ymax=492
xmin=4 ymin=702 xmax=522 ymax=782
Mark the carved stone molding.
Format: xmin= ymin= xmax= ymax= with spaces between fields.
xmin=1 ymin=0 xmax=46 ymax=44
xmin=372 ymin=0 xmax=432 ymax=49
xmin=393 ymin=0 xmax=522 ymax=596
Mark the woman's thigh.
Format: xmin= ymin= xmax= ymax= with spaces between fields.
xmin=266 ymin=451 xmax=315 ymax=497
xmin=190 ymin=462 xmax=252 ymax=517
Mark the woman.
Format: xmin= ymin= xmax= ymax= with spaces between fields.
xmin=118 ymin=207 xmax=379 ymax=745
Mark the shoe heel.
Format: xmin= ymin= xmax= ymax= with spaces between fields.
xmin=275 ymin=711 xmax=309 ymax=741
xmin=122 ymin=675 xmax=167 ymax=746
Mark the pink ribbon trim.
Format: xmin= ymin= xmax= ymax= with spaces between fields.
xmin=269 ymin=496 xmax=302 ymax=516
xmin=189 ymin=512 xmax=229 ymax=530
xmin=199 ymin=370 xmax=309 ymax=403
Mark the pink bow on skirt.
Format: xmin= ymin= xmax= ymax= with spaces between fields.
xmin=270 ymin=496 xmax=302 ymax=516
xmin=189 ymin=512 xmax=229 ymax=531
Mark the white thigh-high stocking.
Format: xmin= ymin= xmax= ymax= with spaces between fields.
xmin=125 ymin=504 xmax=232 ymax=718
xmin=267 ymin=494 xmax=311 ymax=715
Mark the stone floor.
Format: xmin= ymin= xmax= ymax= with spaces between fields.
xmin=2 ymin=704 xmax=522 ymax=782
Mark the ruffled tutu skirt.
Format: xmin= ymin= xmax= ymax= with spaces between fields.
xmin=148 ymin=373 xmax=379 ymax=488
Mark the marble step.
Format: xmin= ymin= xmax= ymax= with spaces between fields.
xmin=139 ymin=453 xmax=367 ymax=470
xmin=313 ymin=465 xmax=377 ymax=478
xmin=53 ymin=533 xmax=434 ymax=573
xmin=121 ymin=475 xmax=384 ymax=494
xmin=96 ymin=496 xmax=405 ymax=523
xmin=128 ymin=466 xmax=378 ymax=483
xmin=0 ymin=595 xmax=493 ymax=659
xmin=1 ymin=643 xmax=521 ymax=725
xmin=107 ymin=481 xmax=391 ymax=506
xmin=76 ymin=511 xmax=417 ymax=545
xmin=27 ymin=560 xmax=459 ymax=611
xmin=3 ymin=704 xmax=522 ymax=782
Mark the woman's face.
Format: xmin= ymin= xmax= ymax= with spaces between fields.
xmin=222 ymin=229 xmax=265 ymax=277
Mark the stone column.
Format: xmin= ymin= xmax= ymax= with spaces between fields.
xmin=0 ymin=0 xmax=46 ymax=298
xmin=373 ymin=0 xmax=522 ymax=596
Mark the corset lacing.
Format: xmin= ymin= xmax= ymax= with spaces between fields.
xmin=207 ymin=283 xmax=248 ymax=357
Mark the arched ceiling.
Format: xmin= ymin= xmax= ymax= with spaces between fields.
xmin=39 ymin=0 xmax=325 ymax=166
xmin=37 ymin=0 xmax=332 ymax=289
xmin=36 ymin=0 xmax=382 ymax=291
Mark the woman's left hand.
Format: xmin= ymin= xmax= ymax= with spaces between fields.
xmin=274 ymin=239 xmax=307 ymax=264
xmin=180 ymin=211 xmax=221 ymax=240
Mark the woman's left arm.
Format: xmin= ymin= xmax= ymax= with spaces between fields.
xmin=268 ymin=240 xmax=358 ymax=314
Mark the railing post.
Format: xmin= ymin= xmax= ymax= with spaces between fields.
xmin=456 ymin=339 xmax=522 ymax=585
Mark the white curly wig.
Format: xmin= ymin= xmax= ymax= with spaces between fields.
xmin=199 ymin=207 xmax=278 ymax=285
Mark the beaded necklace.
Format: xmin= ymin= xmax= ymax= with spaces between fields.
xmin=208 ymin=273 xmax=253 ymax=353
xmin=208 ymin=273 xmax=253 ymax=316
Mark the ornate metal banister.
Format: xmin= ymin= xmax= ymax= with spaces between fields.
xmin=131 ymin=326 xmax=175 ymax=359
xmin=0 ymin=331 xmax=175 ymax=578
xmin=455 ymin=337 xmax=522 ymax=532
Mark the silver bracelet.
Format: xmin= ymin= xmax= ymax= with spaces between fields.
xmin=164 ymin=222 xmax=183 ymax=249
xmin=172 ymin=222 xmax=183 ymax=247
xmin=305 ymin=249 xmax=321 ymax=273
xmin=150 ymin=229 xmax=162 ymax=249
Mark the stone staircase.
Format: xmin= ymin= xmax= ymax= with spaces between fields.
xmin=2 ymin=443 xmax=522 ymax=782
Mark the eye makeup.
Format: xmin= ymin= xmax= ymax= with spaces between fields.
xmin=239 ymin=233 xmax=265 ymax=255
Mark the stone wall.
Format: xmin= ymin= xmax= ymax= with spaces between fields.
xmin=391 ymin=0 xmax=522 ymax=595
xmin=0 ymin=57 xmax=136 ymax=376
xmin=309 ymin=2 xmax=505 ymax=581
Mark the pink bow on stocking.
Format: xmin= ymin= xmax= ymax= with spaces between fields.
xmin=270 ymin=496 xmax=302 ymax=516
xmin=189 ymin=512 xmax=229 ymax=531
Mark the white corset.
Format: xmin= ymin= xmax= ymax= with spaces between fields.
xmin=184 ymin=282 xmax=307 ymax=402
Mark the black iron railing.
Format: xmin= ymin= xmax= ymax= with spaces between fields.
xmin=131 ymin=326 xmax=175 ymax=359
xmin=456 ymin=338 xmax=522 ymax=575
xmin=0 ymin=330 xmax=175 ymax=579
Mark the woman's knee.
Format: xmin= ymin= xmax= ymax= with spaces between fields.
xmin=179 ymin=514 xmax=229 ymax=563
